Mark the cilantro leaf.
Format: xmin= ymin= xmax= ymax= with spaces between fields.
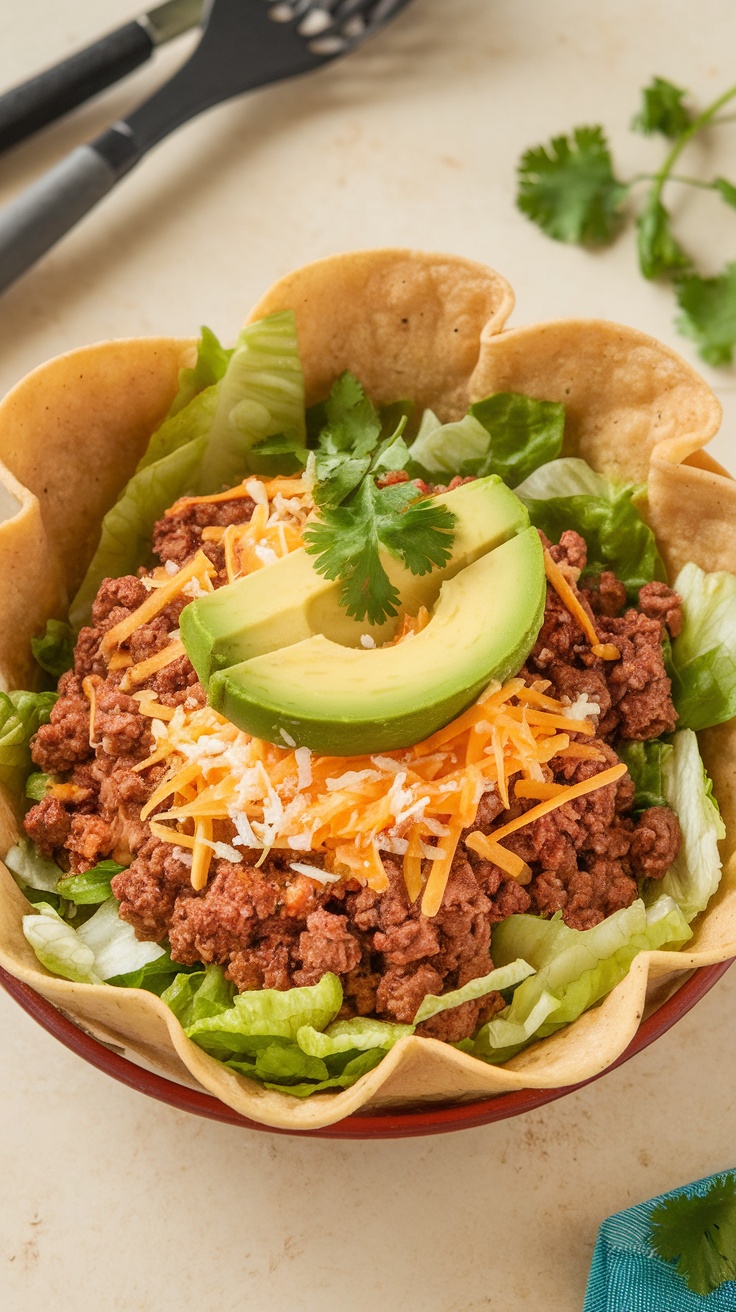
xmin=650 ymin=1175 xmax=736 ymax=1296
xmin=248 ymin=432 xmax=310 ymax=476
xmin=320 ymin=372 xmax=382 ymax=459
xmin=636 ymin=194 xmax=691 ymax=280
xmin=676 ymin=262 xmax=736 ymax=365
xmin=715 ymin=176 xmax=736 ymax=208
xmin=516 ymin=126 xmax=629 ymax=245
xmin=632 ymin=77 xmax=692 ymax=138
xmin=304 ymin=479 xmax=455 ymax=626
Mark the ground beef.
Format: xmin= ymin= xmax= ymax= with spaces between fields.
xmin=375 ymin=963 xmax=444 ymax=1024
xmin=24 ymin=795 xmax=70 ymax=855
xmin=93 ymin=685 xmax=151 ymax=757
xmin=294 ymin=909 xmax=362 ymax=985
xmin=596 ymin=610 xmax=678 ymax=740
xmin=629 ymin=806 xmax=682 ymax=878
xmin=581 ymin=571 xmax=628 ymax=618
xmin=549 ymin=529 xmax=588 ymax=572
xmin=112 ymin=838 xmax=194 ymax=940
xmin=637 ymin=581 xmax=683 ymax=638
xmin=30 ymin=672 xmax=92 ymax=774
xmin=152 ymin=495 xmax=256 ymax=567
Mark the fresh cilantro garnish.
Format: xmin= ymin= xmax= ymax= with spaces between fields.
xmin=251 ymin=371 xmax=457 ymax=626
xmin=516 ymin=78 xmax=736 ymax=365
xmin=517 ymin=126 xmax=628 ymax=245
xmin=632 ymin=76 xmax=692 ymax=138
xmin=649 ymin=1175 xmax=736 ymax=1296
xmin=304 ymin=477 xmax=455 ymax=626
xmin=636 ymin=194 xmax=691 ymax=280
xmin=676 ymin=263 xmax=736 ymax=365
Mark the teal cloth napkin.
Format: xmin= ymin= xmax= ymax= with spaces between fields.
xmin=583 ymin=1171 xmax=736 ymax=1311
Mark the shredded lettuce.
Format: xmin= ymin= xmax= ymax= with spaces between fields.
xmin=515 ymin=457 xmax=665 ymax=601
xmin=473 ymin=896 xmax=691 ymax=1063
xmin=197 ymin=310 xmax=305 ymax=493
xmin=0 ymin=690 xmax=56 ymax=793
xmin=69 ymin=312 xmax=304 ymax=628
xmin=5 ymin=838 xmax=63 ymax=894
xmin=56 ymin=860 xmax=125 ymax=906
xmin=413 ymin=959 xmax=535 ymax=1023
xmin=670 ymin=562 xmax=736 ymax=731
xmin=165 ymin=326 xmax=233 ymax=421
xmin=296 ymin=1016 xmax=413 ymax=1058
xmin=25 ymin=772 xmax=52 ymax=801
xmin=30 ymin=619 xmax=75 ymax=679
xmin=408 ymin=393 xmax=564 ymax=487
xmin=657 ymin=729 xmax=725 ymax=921
xmin=616 ymin=740 xmax=672 ymax=813
xmin=22 ymin=896 xmax=165 ymax=981
xmin=22 ymin=903 xmax=101 ymax=984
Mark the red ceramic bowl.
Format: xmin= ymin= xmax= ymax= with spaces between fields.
xmin=1 ymin=959 xmax=732 ymax=1137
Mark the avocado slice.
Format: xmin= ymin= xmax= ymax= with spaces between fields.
xmin=181 ymin=476 xmax=529 ymax=683
xmin=209 ymin=527 xmax=546 ymax=755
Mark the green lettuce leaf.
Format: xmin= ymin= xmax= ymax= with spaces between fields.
xmin=296 ymin=1016 xmax=413 ymax=1058
xmin=515 ymin=457 xmax=665 ymax=600
xmin=413 ymin=958 xmax=535 ymax=1024
xmin=74 ymin=898 xmax=165 ymax=980
xmin=197 ymin=310 xmax=305 ymax=493
xmin=182 ymin=972 xmax=342 ymax=1060
xmin=161 ymin=965 xmax=236 ymax=1027
xmin=25 ymin=772 xmax=52 ymax=801
xmin=22 ymin=902 xmax=101 ymax=984
xmin=670 ymin=561 xmax=736 ymax=731
xmin=69 ymin=312 xmax=304 ymax=629
xmin=0 ymin=690 xmax=56 ymax=793
xmin=473 ymin=896 xmax=691 ymax=1063
xmin=5 ymin=838 xmax=63 ymax=894
xmin=166 ymin=326 xmax=233 ymax=420
xmin=408 ymin=394 xmax=564 ymax=488
xmin=30 ymin=619 xmax=75 ymax=678
xmin=657 ymin=729 xmax=725 ymax=922
xmin=616 ymin=740 xmax=672 ymax=813
xmin=56 ymin=860 xmax=125 ymax=905
xmin=107 ymin=947 xmax=194 ymax=995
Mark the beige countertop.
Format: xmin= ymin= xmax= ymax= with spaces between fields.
xmin=1 ymin=2 xmax=735 ymax=1308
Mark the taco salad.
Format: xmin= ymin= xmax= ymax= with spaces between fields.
xmin=0 ymin=251 xmax=734 ymax=1130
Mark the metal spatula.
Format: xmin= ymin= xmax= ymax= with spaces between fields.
xmin=0 ymin=0 xmax=414 ymax=295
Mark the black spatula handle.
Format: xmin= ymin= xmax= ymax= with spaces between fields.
xmin=0 ymin=22 xmax=154 ymax=154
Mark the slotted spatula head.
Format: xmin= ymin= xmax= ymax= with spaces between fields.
xmin=0 ymin=0 xmax=415 ymax=294
xmin=112 ymin=0 xmax=416 ymax=165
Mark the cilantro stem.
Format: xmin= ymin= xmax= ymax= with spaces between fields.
xmin=630 ymin=171 xmax=721 ymax=191
xmin=653 ymin=82 xmax=736 ymax=204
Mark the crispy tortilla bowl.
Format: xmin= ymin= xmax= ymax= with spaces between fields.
xmin=0 ymin=250 xmax=735 ymax=1134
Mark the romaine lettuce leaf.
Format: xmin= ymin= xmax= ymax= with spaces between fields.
xmin=107 ymin=946 xmax=193 ymax=995
xmin=69 ymin=312 xmax=304 ymax=628
xmin=56 ymin=860 xmax=125 ymax=905
xmin=657 ymin=729 xmax=725 ymax=921
xmin=182 ymin=972 xmax=342 ymax=1060
xmin=474 ymin=896 xmax=691 ymax=1063
xmin=413 ymin=958 xmax=535 ymax=1023
xmin=197 ymin=310 xmax=305 ymax=493
xmin=0 ymin=690 xmax=57 ymax=793
xmin=25 ymin=772 xmax=52 ymax=802
xmin=161 ymin=964 xmax=236 ymax=1027
xmin=166 ymin=326 xmax=233 ymax=421
xmin=30 ymin=619 xmax=75 ymax=678
xmin=296 ymin=1016 xmax=413 ymax=1057
xmin=22 ymin=902 xmax=101 ymax=984
xmin=616 ymin=740 xmax=672 ymax=813
xmin=670 ymin=562 xmax=736 ymax=730
xmin=408 ymin=393 xmax=564 ymax=488
xmin=515 ymin=457 xmax=665 ymax=600
xmin=74 ymin=898 xmax=165 ymax=980
xmin=5 ymin=838 xmax=63 ymax=894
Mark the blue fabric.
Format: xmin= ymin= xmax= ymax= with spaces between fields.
xmin=583 ymin=1171 xmax=736 ymax=1311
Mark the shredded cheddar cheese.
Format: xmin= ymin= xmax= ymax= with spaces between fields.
xmin=543 ymin=548 xmax=620 ymax=661
xmin=101 ymin=550 xmax=216 ymax=656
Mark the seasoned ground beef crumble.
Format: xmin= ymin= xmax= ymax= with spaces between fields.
xmin=24 ymin=498 xmax=683 ymax=1042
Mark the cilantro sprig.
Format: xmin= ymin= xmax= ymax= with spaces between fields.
xmin=252 ymin=372 xmax=455 ymax=626
xmin=517 ymin=76 xmax=736 ymax=365
xmin=650 ymin=1174 xmax=736 ymax=1296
